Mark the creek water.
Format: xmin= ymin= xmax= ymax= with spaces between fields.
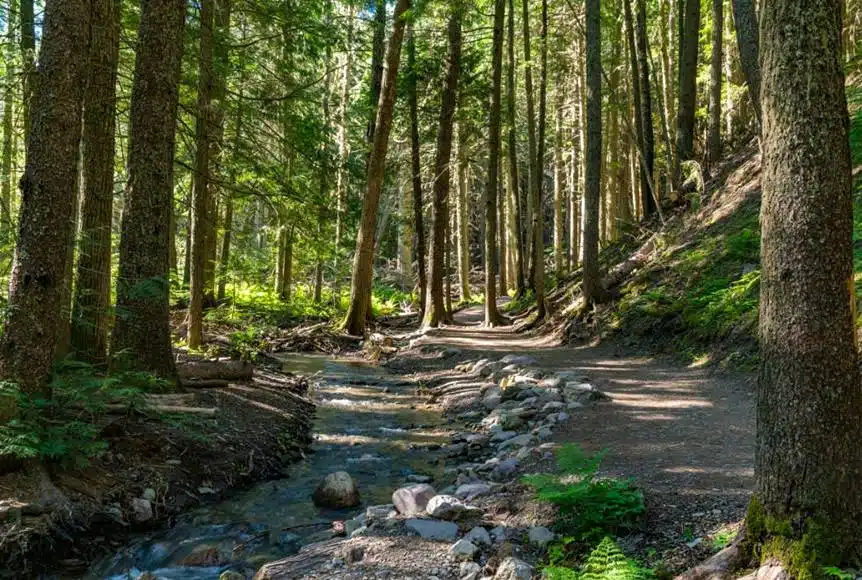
xmin=86 ymin=353 xmax=450 ymax=580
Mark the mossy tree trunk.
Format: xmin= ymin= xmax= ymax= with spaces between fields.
xmin=407 ymin=23 xmax=427 ymax=318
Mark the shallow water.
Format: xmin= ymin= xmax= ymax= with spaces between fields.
xmin=86 ymin=354 xmax=449 ymax=580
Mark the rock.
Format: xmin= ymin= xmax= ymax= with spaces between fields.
xmin=344 ymin=518 xmax=365 ymax=536
xmin=312 ymin=471 xmax=360 ymax=508
xmin=142 ymin=488 xmax=157 ymax=502
xmin=349 ymin=525 xmax=368 ymax=537
xmin=393 ymin=484 xmax=436 ymax=516
xmin=219 ymin=572 xmax=245 ymax=580
xmin=426 ymin=495 xmax=468 ymax=520
xmin=449 ymin=539 xmax=478 ymax=560
xmin=500 ymin=354 xmax=537 ymax=366
xmin=498 ymin=434 xmax=533 ymax=450
xmin=738 ymin=562 xmax=792 ymax=580
xmin=515 ymin=447 xmax=533 ymax=461
xmin=490 ymin=430 xmax=517 ymax=443
xmin=407 ymin=474 xmax=433 ymax=484
xmin=460 ymin=562 xmax=483 ymax=580
xmin=564 ymin=382 xmax=610 ymax=403
xmin=479 ymin=361 xmax=507 ymax=377
xmin=494 ymin=557 xmax=534 ymax=580
xmin=446 ymin=443 xmax=468 ymax=458
xmin=539 ymin=376 xmax=565 ymax=389
xmin=276 ymin=531 xmax=301 ymax=552
xmin=131 ymin=498 xmax=153 ymax=523
xmin=557 ymin=411 xmax=571 ymax=422
xmin=490 ymin=526 xmax=507 ymax=542
xmin=455 ymin=483 xmax=492 ymax=501
xmin=366 ymin=504 xmax=395 ymax=520
xmin=541 ymin=401 xmax=565 ymax=413
xmin=471 ymin=359 xmax=491 ymax=373
xmin=465 ymin=526 xmax=492 ymax=546
xmin=535 ymin=427 xmax=553 ymax=440
xmin=482 ymin=387 xmax=503 ymax=410
xmin=344 ymin=545 xmax=366 ymax=564
xmin=490 ymin=459 xmax=519 ymax=482
xmin=405 ymin=518 xmax=459 ymax=540
xmin=528 ymin=526 xmax=555 ymax=548
xmin=498 ymin=412 xmax=524 ymax=431
xmin=180 ymin=547 xmax=223 ymax=567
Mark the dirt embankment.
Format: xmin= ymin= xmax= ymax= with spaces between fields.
xmin=0 ymin=363 xmax=314 ymax=578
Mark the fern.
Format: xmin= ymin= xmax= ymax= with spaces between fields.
xmin=546 ymin=538 xmax=653 ymax=580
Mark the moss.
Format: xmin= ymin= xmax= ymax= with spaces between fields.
xmin=745 ymin=497 xmax=845 ymax=580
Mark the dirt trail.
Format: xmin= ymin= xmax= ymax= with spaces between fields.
xmin=413 ymin=304 xmax=756 ymax=558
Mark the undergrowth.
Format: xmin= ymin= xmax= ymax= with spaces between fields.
xmin=544 ymin=537 xmax=655 ymax=580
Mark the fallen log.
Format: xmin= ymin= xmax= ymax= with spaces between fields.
xmin=103 ymin=404 xmax=218 ymax=416
xmin=180 ymin=379 xmax=230 ymax=389
xmin=177 ymin=359 xmax=253 ymax=381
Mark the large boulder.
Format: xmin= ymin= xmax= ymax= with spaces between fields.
xmin=494 ymin=557 xmax=534 ymax=580
xmin=426 ymin=495 xmax=469 ymax=520
xmin=393 ymin=483 xmax=436 ymax=516
xmin=311 ymin=471 xmax=360 ymax=508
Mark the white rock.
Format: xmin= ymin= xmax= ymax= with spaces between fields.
xmin=426 ymin=495 xmax=468 ymax=520
xmin=449 ymin=539 xmax=478 ymax=560
xmin=528 ymin=526 xmax=555 ymax=548
xmin=460 ymin=561 xmax=483 ymax=580
xmin=393 ymin=484 xmax=436 ymax=516
xmin=494 ymin=557 xmax=534 ymax=579
xmin=312 ymin=471 xmax=360 ymax=508
xmin=131 ymin=498 xmax=153 ymax=523
xmin=465 ymin=526 xmax=492 ymax=546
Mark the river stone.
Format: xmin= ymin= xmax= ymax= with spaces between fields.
xmin=460 ymin=562 xmax=483 ymax=580
xmin=426 ymin=495 xmax=468 ymax=520
xmin=500 ymin=354 xmax=537 ymax=366
xmin=465 ymin=526 xmax=492 ymax=546
xmin=219 ymin=572 xmax=244 ymax=580
xmin=564 ymin=382 xmax=610 ymax=403
xmin=490 ymin=526 xmax=507 ymax=542
xmin=312 ymin=471 xmax=360 ymax=508
xmin=494 ymin=557 xmax=534 ymax=579
xmin=131 ymin=498 xmax=153 ymax=523
xmin=539 ymin=376 xmax=565 ymax=389
xmin=393 ymin=484 xmax=436 ymax=515
xmin=482 ymin=387 xmax=503 ymax=410
xmin=455 ymin=483 xmax=492 ymax=501
xmin=490 ymin=430 xmax=516 ymax=443
xmin=366 ymin=503 xmax=395 ymax=520
xmin=542 ymin=401 xmax=565 ymax=413
xmin=498 ymin=434 xmax=533 ymax=450
xmin=498 ymin=412 xmax=524 ymax=431
xmin=490 ymin=459 xmax=520 ymax=482
xmin=529 ymin=526 xmax=555 ymax=548
xmin=406 ymin=518 xmax=459 ymax=540
xmin=344 ymin=518 xmax=364 ymax=536
xmin=449 ymin=539 xmax=478 ymax=560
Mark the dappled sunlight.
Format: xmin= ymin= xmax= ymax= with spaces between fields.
xmin=611 ymin=392 xmax=713 ymax=409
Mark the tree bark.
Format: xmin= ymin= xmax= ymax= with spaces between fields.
xmin=19 ymin=0 xmax=34 ymax=140
xmin=456 ymin=124 xmax=471 ymax=302
xmin=112 ymin=0 xmax=185 ymax=382
xmin=531 ymin=0 xmax=548 ymax=318
xmin=424 ymin=9 xmax=462 ymax=328
xmin=498 ymin=152 xmax=507 ymax=297
xmin=730 ymin=0 xmax=760 ymax=128
xmin=636 ymin=0 xmax=656 ymax=216
xmin=755 ymin=0 xmax=862 ymax=558
xmin=407 ymin=23 xmax=427 ymax=318
xmin=582 ymin=0 xmax=603 ymax=307
xmin=367 ymin=0 xmax=386 ymax=145
xmin=553 ymin=73 xmax=565 ymax=278
xmin=707 ymin=0 xmax=723 ymax=172
xmin=506 ymin=0 xmax=525 ymax=296
xmin=484 ymin=0 xmax=505 ymax=326
xmin=342 ymin=0 xmax=411 ymax=336
xmin=71 ymin=0 xmax=121 ymax=364
xmin=521 ymin=0 xmax=539 ymax=292
xmin=334 ymin=3 xmax=355 ymax=273
xmin=0 ymin=0 xmax=89 ymax=401
xmin=675 ymin=0 xmax=700 ymax=184
xmin=1 ymin=4 xmax=16 ymax=232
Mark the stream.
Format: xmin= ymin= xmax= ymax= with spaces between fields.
xmin=86 ymin=353 xmax=450 ymax=580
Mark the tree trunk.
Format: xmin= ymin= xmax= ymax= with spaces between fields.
xmin=675 ymin=0 xmax=700 ymax=184
xmin=506 ymin=0 xmax=525 ymax=297
xmin=568 ymin=72 xmax=581 ymax=269
xmin=553 ymin=73 xmax=565 ymax=278
xmin=624 ymin=0 xmax=644 ymax=214
xmin=456 ymin=124 xmax=471 ymax=301
xmin=367 ymin=0 xmax=386 ymax=145
xmin=71 ymin=0 xmax=121 ymax=364
xmin=707 ymin=0 xmax=722 ymax=172
xmin=315 ymin=27 xmax=333 ymax=305
xmin=530 ymin=0 xmax=548 ymax=318
xmin=754 ymin=0 xmax=862 ymax=558
xmin=636 ymin=0 xmax=656 ymax=216
xmin=659 ymin=0 xmax=676 ymax=172
xmin=334 ymin=3 xmax=354 ymax=274
xmin=112 ymin=0 xmax=185 ymax=382
xmin=424 ymin=9 xmax=462 ymax=328
xmin=582 ymin=0 xmax=603 ymax=307
xmin=484 ymin=0 xmax=505 ymax=326
xmin=498 ymin=153 xmax=507 ymax=297
xmin=407 ymin=23 xmax=427 ymax=318
xmin=19 ymin=0 xmax=34 ymax=140
xmin=731 ymin=0 xmax=760 ymax=128
xmin=521 ymin=0 xmax=539 ymax=293
xmin=342 ymin=0 xmax=411 ymax=336
xmin=283 ymin=226 xmax=294 ymax=304
xmin=217 ymin=194 xmax=233 ymax=301
xmin=0 ymin=0 xmax=89 ymax=402
xmin=187 ymin=0 xmax=215 ymax=350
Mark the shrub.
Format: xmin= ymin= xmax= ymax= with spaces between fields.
xmin=544 ymin=537 xmax=653 ymax=580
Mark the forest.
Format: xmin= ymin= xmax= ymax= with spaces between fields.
xmin=0 ymin=0 xmax=861 ymax=579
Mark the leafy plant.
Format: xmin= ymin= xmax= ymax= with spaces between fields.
xmin=544 ymin=537 xmax=654 ymax=580
xmin=523 ymin=445 xmax=646 ymax=544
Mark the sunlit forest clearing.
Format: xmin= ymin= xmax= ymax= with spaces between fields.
xmin=0 ymin=0 xmax=861 ymax=579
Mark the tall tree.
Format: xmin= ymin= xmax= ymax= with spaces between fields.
xmin=18 ymin=0 xmax=34 ymax=139
xmin=455 ymin=124 xmax=471 ymax=302
xmin=0 ymin=0 xmax=89 ymax=402
xmin=636 ymin=0 xmax=656 ymax=216
xmin=706 ymin=0 xmax=723 ymax=171
xmin=367 ymin=0 xmax=387 ymax=144
xmin=424 ymin=8 xmax=462 ymax=328
xmin=407 ymin=23 xmax=427 ymax=318
xmin=484 ymin=0 xmax=505 ymax=326
xmin=334 ymin=3 xmax=355 ymax=266
xmin=70 ymin=0 xmax=122 ymax=363
xmin=506 ymin=0 xmax=525 ymax=296
xmin=731 ymin=0 xmax=760 ymax=127
xmin=521 ymin=0 xmax=538 ymax=287
xmin=1 ymin=3 xmax=15 ymax=231
xmin=112 ymin=0 xmax=186 ymax=380
xmin=553 ymin=74 xmax=565 ymax=278
xmin=531 ymin=0 xmax=548 ymax=319
xmin=754 ymin=0 xmax=862 ymax=560
xmin=675 ymin=0 xmax=700 ymax=185
xmin=343 ymin=0 xmax=411 ymax=336
xmin=582 ymin=0 xmax=603 ymax=307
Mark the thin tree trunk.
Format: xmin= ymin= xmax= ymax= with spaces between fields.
xmin=506 ymin=0 xmax=525 ymax=296
xmin=407 ymin=23 xmax=427 ymax=318
xmin=568 ymin=73 xmax=581 ymax=269
xmin=675 ymin=0 xmax=700 ymax=184
xmin=553 ymin=72 xmax=565 ymax=277
xmin=624 ymin=0 xmax=644 ymax=213
xmin=187 ymin=0 xmax=215 ymax=350
xmin=112 ymin=0 xmax=185 ymax=381
xmin=334 ymin=3 xmax=354 ymax=276
xmin=754 ymin=0 xmax=862 ymax=558
xmin=498 ymin=153 xmax=507 ymax=297
xmin=636 ymin=0 xmax=656 ymax=216
xmin=367 ymin=0 xmax=386 ymax=145
xmin=424 ymin=9 xmax=462 ymax=328
xmin=1 ymin=4 xmax=16 ymax=233
xmin=343 ymin=0 xmax=411 ymax=336
xmin=707 ymin=0 xmax=723 ymax=172
xmin=531 ymin=0 xmax=548 ymax=318
xmin=730 ymin=0 xmax=760 ymax=128
xmin=217 ymin=195 xmax=232 ymax=301
xmin=456 ymin=124 xmax=471 ymax=301
xmin=315 ymin=26 xmax=333 ymax=305
xmin=659 ymin=0 xmax=676 ymax=175
xmin=521 ymin=0 xmax=539 ymax=293
xmin=19 ymin=0 xmax=34 ymax=140
xmin=283 ymin=226 xmax=294 ymax=303
xmin=71 ymin=0 xmax=121 ymax=364
xmin=582 ymin=0 xmax=603 ymax=307
xmin=484 ymin=0 xmax=505 ymax=326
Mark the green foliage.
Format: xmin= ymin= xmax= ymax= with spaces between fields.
xmin=544 ymin=537 xmax=654 ymax=580
xmin=524 ymin=445 xmax=645 ymax=544
xmin=710 ymin=529 xmax=738 ymax=552
xmin=229 ymin=327 xmax=267 ymax=361
xmin=504 ymin=290 xmax=535 ymax=313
